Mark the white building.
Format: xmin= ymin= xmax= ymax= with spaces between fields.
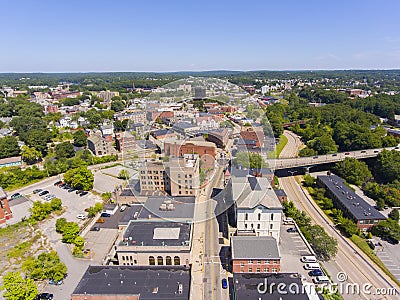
xmin=229 ymin=173 xmax=283 ymax=240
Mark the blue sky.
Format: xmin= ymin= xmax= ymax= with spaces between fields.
xmin=1 ymin=0 xmax=400 ymax=72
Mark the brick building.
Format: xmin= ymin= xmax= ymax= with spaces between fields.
xmin=0 ymin=187 xmax=13 ymax=225
xmin=164 ymin=138 xmax=216 ymax=168
xmin=240 ymin=125 xmax=264 ymax=148
xmin=231 ymin=236 xmax=280 ymax=273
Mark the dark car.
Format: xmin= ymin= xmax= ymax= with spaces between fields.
xmin=287 ymin=227 xmax=297 ymax=233
xmin=62 ymin=184 xmax=71 ymax=189
xmin=374 ymin=150 xmax=379 ymax=153
xmin=33 ymin=189 xmax=42 ymax=194
xmin=309 ymin=269 xmax=323 ymax=277
xmin=361 ymin=150 xmax=366 ymax=153
xmin=60 ymin=183 xmax=67 ymax=188
xmin=53 ymin=180 xmax=62 ymax=186
xmin=39 ymin=190 xmax=49 ymax=196
xmin=75 ymin=190 xmax=83 ymax=194
xmin=344 ymin=152 xmax=350 ymax=155
xmin=101 ymin=212 xmax=111 ymax=217
xmin=68 ymin=187 xmax=76 ymax=193
xmin=222 ymin=278 xmax=228 ymax=289
xmin=312 ymin=156 xmax=318 ymax=159
xmin=11 ymin=193 xmax=22 ymax=199
xmin=36 ymin=293 xmax=54 ymax=300
xmin=79 ymin=191 xmax=89 ymax=197
xmin=91 ymin=226 xmax=100 ymax=231
xmin=332 ymin=153 xmax=338 ymax=156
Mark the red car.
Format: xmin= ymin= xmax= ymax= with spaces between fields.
xmin=344 ymin=152 xmax=350 ymax=155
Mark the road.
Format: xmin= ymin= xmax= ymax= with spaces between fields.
xmin=271 ymin=143 xmax=399 ymax=170
xmin=279 ymin=131 xmax=400 ymax=300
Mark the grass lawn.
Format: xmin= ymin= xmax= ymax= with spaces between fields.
xmin=268 ymin=134 xmax=288 ymax=158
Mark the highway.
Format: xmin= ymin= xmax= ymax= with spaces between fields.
xmin=279 ymin=131 xmax=400 ymax=300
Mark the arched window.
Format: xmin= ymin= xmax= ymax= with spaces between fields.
xmin=174 ymin=256 xmax=180 ymax=265
xmin=157 ymin=256 xmax=164 ymax=265
xmin=166 ymin=256 xmax=172 ymax=265
xmin=149 ymin=256 xmax=155 ymax=265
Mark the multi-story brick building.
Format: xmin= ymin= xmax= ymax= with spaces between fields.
xmin=139 ymin=161 xmax=168 ymax=196
xmin=240 ymin=125 xmax=264 ymax=148
xmin=231 ymin=236 xmax=280 ymax=273
xmin=115 ymin=132 xmax=136 ymax=152
xmin=164 ymin=138 xmax=216 ymax=168
xmin=0 ymin=187 xmax=12 ymax=225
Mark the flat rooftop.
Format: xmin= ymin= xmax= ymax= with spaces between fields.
xmin=233 ymin=273 xmax=312 ymax=300
xmin=231 ymin=236 xmax=280 ymax=259
xmin=72 ymin=265 xmax=190 ymax=299
xmin=318 ymin=174 xmax=386 ymax=221
xmin=139 ymin=196 xmax=195 ymax=221
xmin=120 ymin=221 xmax=191 ymax=247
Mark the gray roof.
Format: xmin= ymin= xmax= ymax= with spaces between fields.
xmin=274 ymin=189 xmax=287 ymax=197
xmin=232 ymin=175 xmax=282 ymax=210
xmin=120 ymin=220 xmax=191 ymax=247
xmin=318 ymin=175 xmax=386 ymax=221
xmin=233 ymin=273 xmax=310 ymax=300
xmin=0 ymin=156 xmax=22 ymax=165
xmin=139 ymin=196 xmax=195 ymax=221
xmin=72 ymin=265 xmax=190 ymax=299
xmin=231 ymin=236 xmax=280 ymax=259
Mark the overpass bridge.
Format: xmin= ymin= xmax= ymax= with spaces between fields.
xmin=268 ymin=146 xmax=399 ymax=171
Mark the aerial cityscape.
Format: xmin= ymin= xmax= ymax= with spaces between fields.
xmin=1 ymin=1 xmax=400 ymax=300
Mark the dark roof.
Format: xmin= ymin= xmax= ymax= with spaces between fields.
xmin=72 ymin=265 xmax=190 ymax=299
xmin=120 ymin=221 xmax=191 ymax=247
xmin=233 ymin=273 xmax=311 ymax=300
xmin=136 ymin=140 xmax=157 ymax=149
xmin=151 ymin=129 xmax=174 ymax=138
xmin=274 ymin=189 xmax=287 ymax=197
xmin=173 ymin=122 xmax=196 ymax=130
xmin=231 ymin=236 xmax=280 ymax=259
xmin=251 ymin=168 xmax=274 ymax=175
xmin=318 ymin=175 xmax=386 ymax=221
xmin=120 ymin=204 xmax=144 ymax=224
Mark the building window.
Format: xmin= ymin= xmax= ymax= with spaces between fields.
xmin=258 ymin=213 xmax=261 ymax=221
xmin=257 ymin=224 xmax=260 ymax=229
xmin=244 ymin=224 xmax=247 ymax=229
xmin=157 ymin=256 xmax=164 ymax=265
xmin=257 ymin=260 xmax=261 ymax=264
xmin=174 ymin=256 xmax=180 ymax=265
xmin=248 ymin=267 xmax=252 ymax=272
xmin=264 ymin=268 xmax=269 ymax=272
xmin=166 ymin=256 xmax=172 ymax=265
xmin=240 ymin=262 xmax=244 ymax=267
xmin=271 ymin=213 xmax=274 ymax=221
xmin=272 ymin=268 xmax=277 ymax=272
xmin=256 ymin=268 xmax=260 ymax=273
xmin=270 ymin=224 xmax=273 ymax=230
xmin=149 ymin=256 xmax=155 ymax=265
xmin=248 ymin=260 xmax=253 ymax=264
xmin=245 ymin=213 xmax=248 ymax=220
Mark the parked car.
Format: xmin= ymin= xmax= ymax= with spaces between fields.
xmin=76 ymin=214 xmax=86 ymax=220
xmin=60 ymin=183 xmax=67 ymax=188
xmin=120 ymin=205 xmax=127 ymax=212
xmin=49 ymin=279 xmax=63 ymax=285
xmin=287 ymin=227 xmax=297 ymax=233
xmin=68 ymin=187 xmax=75 ymax=193
xmin=75 ymin=190 xmax=83 ymax=194
xmin=11 ymin=193 xmax=22 ymax=200
xmin=91 ymin=226 xmax=100 ymax=231
xmin=361 ymin=150 xmax=366 ymax=153
xmin=101 ymin=212 xmax=111 ymax=218
xmin=33 ymin=189 xmax=42 ymax=194
xmin=35 ymin=293 xmax=54 ymax=300
xmin=301 ymin=256 xmax=317 ymax=263
xmin=53 ymin=180 xmax=62 ymax=186
xmin=312 ymin=156 xmax=318 ymax=159
xmin=309 ymin=269 xmax=323 ymax=277
xmin=79 ymin=191 xmax=88 ymax=196
xmin=332 ymin=153 xmax=338 ymax=157
xmin=374 ymin=150 xmax=379 ymax=153
xmin=283 ymin=217 xmax=294 ymax=224
xmin=312 ymin=275 xmax=330 ymax=284
xmin=344 ymin=152 xmax=350 ymax=155
xmin=96 ymin=218 xmax=105 ymax=223
xmin=39 ymin=190 xmax=49 ymax=196
xmin=44 ymin=194 xmax=56 ymax=201
xmin=222 ymin=278 xmax=228 ymax=289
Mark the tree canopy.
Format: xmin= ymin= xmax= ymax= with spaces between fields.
xmin=63 ymin=166 xmax=94 ymax=190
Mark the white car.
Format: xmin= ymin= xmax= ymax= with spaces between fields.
xmin=76 ymin=214 xmax=86 ymax=220
xmin=44 ymin=194 xmax=56 ymax=201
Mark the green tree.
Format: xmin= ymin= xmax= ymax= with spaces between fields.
xmin=55 ymin=217 xmax=67 ymax=233
xmin=372 ymin=219 xmax=400 ymax=244
xmin=388 ymin=209 xmax=400 ymax=222
xmin=305 ymin=225 xmax=338 ymax=260
xmin=334 ymin=158 xmax=372 ymax=186
xmin=21 ymin=145 xmax=42 ymax=164
xmin=0 ymin=136 xmax=20 ymax=159
xmin=375 ymin=150 xmax=400 ymax=183
xmin=22 ymin=251 xmax=67 ymax=282
xmin=302 ymin=174 xmax=315 ymax=187
xmin=307 ymin=134 xmax=338 ymax=154
xmin=74 ymin=236 xmax=85 ymax=249
xmin=55 ymin=142 xmax=75 ymax=158
xmin=111 ymin=99 xmax=125 ymax=112
xmin=1 ymin=272 xmax=37 ymax=300
xmin=61 ymin=222 xmax=80 ymax=244
xmin=299 ymin=147 xmax=317 ymax=157
xmin=63 ymin=166 xmax=94 ymax=190
xmin=337 ymin=216 xmax=358 ymax=237
xmin=73 ymin=130 xmax=87 ymax=147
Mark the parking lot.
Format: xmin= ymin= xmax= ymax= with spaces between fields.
xmin=375 ymin=238 xmax=400 ymax=281
xmin=280 ymin=222 xmax=317 ymax=282
xmin=6 ymin=196 xmax=32 ymax=225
